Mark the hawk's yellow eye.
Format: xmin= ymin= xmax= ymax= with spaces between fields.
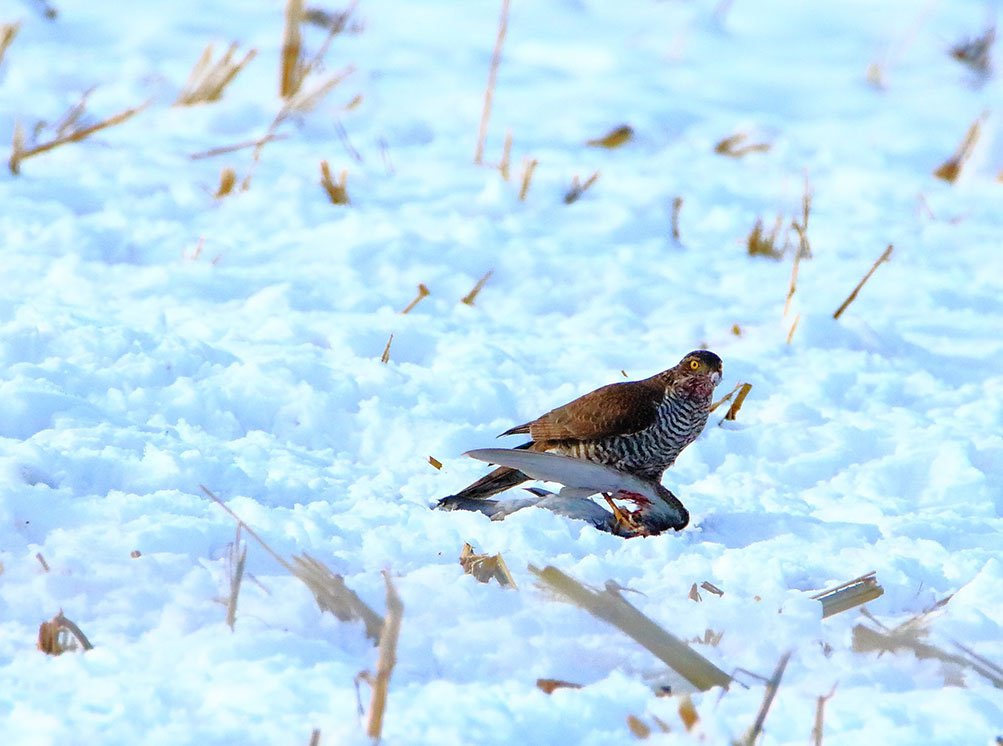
xmin=688 ymin=359 xmax=700 ymax=370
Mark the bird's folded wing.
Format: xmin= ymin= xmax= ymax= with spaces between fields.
xmin=501 ymin=381 xmax=661 ymax=440
xmin=465 ymin=448 xmax=646 ymax=495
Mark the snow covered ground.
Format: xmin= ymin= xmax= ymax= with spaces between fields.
xmin=1 ymin=0 xmax=1001 ymax=743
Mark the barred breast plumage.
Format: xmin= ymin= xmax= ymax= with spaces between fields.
xmin=437 ymin=350 xmax=723 ymax=505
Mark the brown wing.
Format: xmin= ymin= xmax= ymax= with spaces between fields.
xmin=501 ymin=378 xmax=665 ymax=442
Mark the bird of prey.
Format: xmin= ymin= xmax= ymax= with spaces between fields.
xmin=441 ymin=448 xmax=690 ymax=536
xmin=438 ymin=349 xmax=723 ymax=505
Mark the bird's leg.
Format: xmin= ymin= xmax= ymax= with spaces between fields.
xmin=602 ymin=493 xmax=635 ymax=532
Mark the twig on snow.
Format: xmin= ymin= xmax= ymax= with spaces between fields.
xmin=832 ymin=244 xmax=893 ymax=320
xmin=529 ymin=565 xmax=731 ymax=691
xmin=737 ymin=651 xmax=791 ymax=745
xmin=474 ymin=0 xmax=510 ymax=164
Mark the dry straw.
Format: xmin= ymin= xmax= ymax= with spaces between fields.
xmin=474 ymin=0 xmax=510 ymax=164
xmin=530 ymin=565 xmax=731 ymax=691
xmin=201 ymin=485 xmax=384 ymax=642
xmin=518 ymin=157 xmax=538 ymax=201
xmin=811 ymin=685 xmax=838 ymax=746
xmin=833 ymin=244 xmax=893 ymax=320
xmin=37 ymin=611 xmax=93 ymax=655
xmin=670 ymin=196 xmax=683 ymax=243
xmin=586 ymin=124 xmax=634 ymax=149
xmin=746 ymin=215 xmax=787 ymax=259
xmin=811 ymin=571 xmax=884 ymax=618
xmin=215 ymin=167 xmax=238 ymax=198
xmin=933 ymin=115 xmax=984 ymax=183
xmin=737 ymin=652 xmax=791 ymax=746
xmin=319 ymin=160 xmax=350 ymax=204
xmin=460 ymin=543 xmax=516 ymax=587
xmin=175 ymin=42 xmax=256 ymax=106
xmin=564 ymin=171 xmax=600 ymax=204
xmin=711 ymin=382 xmax=752 ymax=422
xmin=0 ymin=21 xmax=19 ymax=65
xmin=359 ymin=572 xmax=404 ymax=741
xmin=499 ymin=128 xmax=513 ymax=180
xmin=380 ymin=334 xmax=393 ymax=364
xmin=715 ymin=131 xmax=770 ymax=157
xmin=461 ymin=270 xmax=493 ymax=305
xmin=401 ymin=284 xmax=430 ymax=314
xmin=949 ymin=24 xmax=995 ymax=76
xmin=9 ymin=95 xmax=150 ymax=174
xmin=224 ymin=525 xmax=248 ymax=630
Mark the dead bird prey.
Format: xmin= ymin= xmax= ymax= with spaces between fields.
xmin=439 ymin=449 xmax=690 ymax=536
xmin=438 ymin=350 xmax=723 ymax=504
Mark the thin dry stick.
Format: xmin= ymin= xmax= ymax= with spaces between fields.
xmin=175 ymin=42 xmax=256 ymax=105
xmin=723 ymin=383 xmax=752 ymax=421
xmin=537 ymin=678 xmax=583 ymax=694
xmin=56 ymin=614 xmax=92 ymax=647
xmin=793 ymin=181 xmax=813 ymax=258
xmin=240 ymin=66 xmax=353 ymax=191
xmin=474 ymin=0 xmax=510 ymax=164
xmin=626 ymin=715 xmax=651 ymax=739
xmin=811 ymin=685 xmax=837 ymax=746
xmin=401 ymin=284 xmax=430 ymax=314
xmin=461 ymin=270 xmax=493 ymax=305
xmin=499 ymin=128 xmax=513 ymax=180
xmin=365 ymin=572 xmax=404 ymax=741
xmin=530 ymin=565 xmax=731 ymax=691
xmin=866 ymin=0 xmax=936 ymax=87
xmin=0 ymin=22 xmax=20 ymax=64
xmin=518 ymin=157 xmax=538 ymax=201
xmin=292 ymin=554 xmax=383 ymax=642
xmin=852 ymin=625 xmax=1003 ymax=688
xmin=335 ymin=120 xmax=362 ymax=163
xmin=933 ymin=115 xmax=984 ymax=183
xmin=460 ymin=543 xmax=517 ymax=588
xmin=747 ymin=215 xmax=787 ymax=259
xmin=9 ymin=99 xmax=150 ymax=174
xmin=783 ymin=242 xmax=804 ymax=317
xmin=379 ymin=138 xmax=395 ymax=175
xmin=671 ymin=196 xmax=683 ymax=243
xmin=51 ymin=87 xmax=94 ymax=138
xmin=678 ymin=695 xmax=700 ymax=731
xmin=949 ymin=25 xmax=995 ymax=75
xmin=201 ymin=486 xmax=383 ymax=641
xmin=714 ymin=132 xmax=770 ymax=157
xmin=564 ymin=171 xmax=600 ymax=204
xmin=710 ymin=382 xmax=743 ymax=412
xmin=786 ymin=314 xmax=801 ymax=345
xmin=380 ymin=334 xmax=393 ymax=364
xmin=35 ymin=552 xmax=50 ymax=572
xmin=215 ymin=167 xmax=238 ymax=198
xmin=190 ymin=134 xmax=287 ymax=160
xmin=319 ymin=160 xmax=350 ymax=204
xmin=202 ymin=486 xmax=294 ymax=571
xmin=833 ymin=244 xmax=893 ymax=320
xmin=739 ymin=651 xmax=791 ymax=746
xmin=586 ymin=124 xmax=633 ymax=149
xmin=280 ymin=0 xmax=305 ymax=97
xmin=225 ymin=525 xmax=247 ymax=630
xmin=700 ymin=581 xmax=724 ymax=597
xmin=811 ymin=572 xmax=884 ymax=619
xmin=38 ymin=610 xmax=94 ymax=654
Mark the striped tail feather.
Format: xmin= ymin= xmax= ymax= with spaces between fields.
xmin=436 ymin=464 xmax=530 ymax=507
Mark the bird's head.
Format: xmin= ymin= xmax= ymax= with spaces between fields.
xmin=675 ymin=350 xmax=723 ymax=395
